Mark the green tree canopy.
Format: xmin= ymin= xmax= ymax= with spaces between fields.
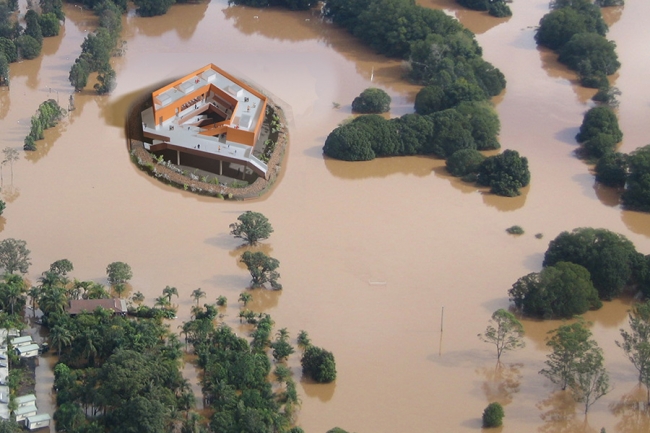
xmin=477 ymin=149 xmax=530 ymax=196
xmin=133 ymin=0 xmax=176 ymax=17
xmin=106 ymin=261 xmax=133 ymax=286
xmin=535 ymin=6 xmax=606 ymax=50
xmin=576 ymin=106 xmax=622 ymax=144
xmin=455 ymin=101 xmax=500 ymax=150
xmin=616 ymin=300 xmax=650 ymax=386
xmin=323 ymin=122 xmax=375 ymax=161
xmin=301 ymin=345 xmax=337 ymax=383
xmin=15 ymin=35 xmax=41 ymax=60
xmin=39 ymin=12 xmax=60 ymax=37
xmin=509 ymin=261 xmax=602 ymax=319
xmin=543 ymin=227 xmax=642 ymax=299
xmin=351 ymin=87 xmax=391 ymax=113
xmin=229 ymin=211 xmax=274 ymax=245
xmin=482 ymin=402 xmax=504 ymax=428
xmin=240 ymin=251 xmax=282 ymax=290
xmin=446 ymin=148 xmax=485 ymax=177
xmin=428 ymin=109 xmax=475 ymax=158
xmin=540 ymin=320 xmax=594 ymax=390
xmin=595 ymin=151 xmax=627 ymax=188
xmin=558 ymin=33 xmax=620 ymax=78
xmin=0 ymin=238 xmax=31 ymax=274
xmin=622 ymin=145 xmax=650 ymax=212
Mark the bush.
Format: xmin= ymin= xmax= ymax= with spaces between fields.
xmin=301 ymin=345 xmax=336 ymax=383
xmin=506 ymin=225 xmax=524 ymax=235
xmin=446 ymin=149 xmax=485 ymax=177
xmin=351 ymin=88 xmax=391 ymax=113
xmin=482 ymin=402 xmax=504 ymax=428
xmin=477 ymin=150 xmax=530 ymax=196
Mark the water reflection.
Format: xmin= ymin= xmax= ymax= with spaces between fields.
xmin=301 ymin=377 xmax=335 ymax=402
xmin=11 ymin=55 xmax=45 ymax=90
xmin=610 ymin=384 xmax=650 ymax=433
xmin=229 ymin=243 xmax=275 ymax=271
xmin=126 ymin=2 xmax=208 ymax=39
xmin=476 ymin=362 xmax=523 ymax=406
xmin=621 ymin=210 xmax=650 ymax=238
xmin=601 ymin=6 xmax=624 ymax=27
xmin=223 ymin=5 xmax=324 ymax=43
xmin=1 ymin=184 xmax=20 ymax=203
xmin=23 ymin=118 xmax=68 ymax=163
xmin=323 ymin=155 xmax=435 ymax=180
xmin=248 ymin=287 xmax=281 ymax=311
xmin=0 ymin=90 xmax=9 ymax=120
xmin=593 ymin=182 xmax=621 ymax=208
xmin=537 ymin=391 xmax=597 ymax=433
xmin=417 ymin=0 xmax=510 ymax=35
xmin=432 ymin=165 xmax=480 ymax=195
xmin=482 ymin=186 xmax=528 ymax=212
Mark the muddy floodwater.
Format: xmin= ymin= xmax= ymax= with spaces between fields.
xmin=2 ymin=0 xmax=650 ymax=432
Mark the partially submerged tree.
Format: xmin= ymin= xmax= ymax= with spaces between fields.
xmin=229 ymin=211 xmax=274 ymax=245
xmin=0 ymin=238 xmax=31 ymax=274
xmin=301 ymin=345 xmax=336 ymax=383
xmin=617 ymin=300 xmax=650 ymax=402
xmin=240 ymin=251 xmax=282 ymax=290
xmin=351 ymin=87 xmax=391 ymax=114
xmin=478 ymin=309 xmax=525 ymax=361
xmin=106 ymin=261 xmax=132 ymax=286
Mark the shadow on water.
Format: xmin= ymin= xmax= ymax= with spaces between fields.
xmin=621 ymin=210 xmax=650 ymax=238
xmin=323 ymin=155 xmax=435 ymax=180
xmin=537 ymin=47 xmax=599 ymax=105
xmin=300 ymin=376 xmax=336 ymax=402
xmin=432 ymin=164 xmax=480 ymax=195
xmin=481 ymin=186 xmax=528 ymax=212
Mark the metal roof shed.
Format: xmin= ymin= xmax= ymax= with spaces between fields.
xmin=16 ymin=344 xmax=40 ymax=358
xmin=26 ymin=413 xmax=51 ymax=430
xmin=10 ymin=336 xmax=33 ymax=347
xmin=14 ymin=404 xmax=37 ymax=422
xmin=14 ymin=394 xmax=37 ymax=407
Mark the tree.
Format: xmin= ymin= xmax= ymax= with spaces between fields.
xmin=353 ymin=114 xmax=400 ymax=156
xmin=427 ymin=109 xmax=475 ymax=158
xmin=455 ymin=101 xmax=501 ymax=151
xmin=113 ymin=283 xmax=127 ymax=298
xmin=106 ymin=261 xmax=132 ymax=286
xmin=191 ymin=288 xmax=205 ymax=306
xmin=15 ymin=35 xmax=41 ymax=60
xmin=94 ymin=63 xmax=116 ymax=95
xmin=271 ymin=329 xmax=295 ymax=362
xmin=508 ymin=262 xmax=601 ymax=319
xmin=582 ymin=133 xmax=617 ymax=159
xmin=558 ymin=33 xmax=620 ymax=79
xmin=216 ymin=295 xmax=227 ymax=306
xmin=575 ymin=106 xmax=622 ymax=145
xmin=297 ymin=330 xmax=311 ymax=349
xmin=535 ymin=6 xmax=606 ymax=50
xmin=573 ymin=343 xmax=609 ymax=413
xmin=162 ymin=285 xmax=179 ymax=303
xmin=539 ymin=320 xmax=595 ymax=391
xmin=131 ymin=291 xmax=145 ymax=305
xmin=50 ymin=258 xmax=73 ymax=276
xmin=69 ymin=58 xmax=91 ymax=91
xmin=323 ymin=122 xmax=375 ymax=161
xmin=229 ymin=211 xmax=274 ymax=246
xmin=0 ymin=38 xmax=17 ymax=63
xmin=482 ymin=402 xmax=504 ymax=428
xmin=24 ymin=10 xmax=43 ymax=45
xmin=134 ymin=0 xmax=176 ymax=17
xmin=622 ymin=145 xmax=650 ymax=212
xmin=238 ymin=291 xmax=252 ymax=307
xmin=50 ymin=324 xmax=73 ymax=356
xmin=0 ymin=53 xmax=8 ymax=87
xmin=477 ymin=150 xmax=530 ymax=197
xmin=39 ymin=12 xmax=60 ymax=37
xmin=351 ymin=87 xmax=391 ymax=114
xmin=478 ymin=309 xmax=525 ymax=361
xmin=240 ymin=251 xmax=282 ymax=290
xmin=595 ymin=151 xmax=627 ymax=188
xmin=0 ymin=238 xmax=31 ymax=274
xmin=301 ymin=345 xmax=336 ymax=383
xmin=0 ymin=419 xmax=22 ymax=433
xmin=617 ymin=301 xmax=650 ymax=389
xmin=446 ymin=149 xmax=485 ymax=177
xmin=543 ymin=227 xmax=641 ymax=299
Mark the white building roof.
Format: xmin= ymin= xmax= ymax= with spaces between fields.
xmin=10 ymin=336 xmax=33 ymax=347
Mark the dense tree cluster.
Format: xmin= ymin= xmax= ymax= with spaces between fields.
xmin=575 ymin=106 xmax=623 ymax=158
xmin=186 ymin=307 xmax=302 ymax=433
xmin=351 ymin=88 xmax=391 ymax=114
xmin=301 ymin=344 xmax=337 ymax=383
xmin=0 ymin=0 xmax=64 ymax=85
xmin=68 ymin=0 xmax=123 ymax=93
xmin=477 ymin=150 xmax=530 ymax=197
xmin=534 ymin=0 xmax=619 ymax=87
xmin=543 ymin=227 xmax=645 ymax=299
xmin=51 ymin=311 xmax=190 ymax=432
xmin=509 ymin=261 xmax=602 ymax=319
xmin=23 ymin=99 xmax=65 ymax=150
xmin=456 ymin=0 xmax=512 ymax=17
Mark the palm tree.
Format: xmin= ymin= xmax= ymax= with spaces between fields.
xmin=154 ymin=296 xmax=170 ymax=309
xmin=38 ymin=270 xmax=67 ymax=291
xmin=191 ymin=288 xmax=205 ymax=306
xmin=276 ymin=327 xmax=289 ymax=342
xmin=80 ymin=330 xmax=98 ymax=365
xmin=1 ymin=273 xmax=26 ymax=315
xmin=39 ymin=287 xmax=68 ymax=317
xmin=238 ymin=291 xmax=252 ymax=307
xmin=50 ymin=325 xmax=73 ymax=356
xmin=162 ymin=286 xmax=179 ymax=304
xmin=28 ymin=286 xmax=40 ymax=317
xmin=85 ymin=282 xmax=109 ymax=300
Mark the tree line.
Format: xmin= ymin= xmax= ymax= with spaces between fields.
xmin=535 ymin=0 xmax=620 ymax=88
xmin=23 ymin=99 xmax=65 ymax=151
xmin=456 ymin=0 xmax=512 ymax=18
xmin=0 ymin=0 xmax=64 ymax=86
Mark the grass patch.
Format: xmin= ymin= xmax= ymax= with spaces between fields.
xmin=506 ymin=225 xmax=524 ymax=235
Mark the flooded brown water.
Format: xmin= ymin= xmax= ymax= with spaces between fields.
xmin=2 ymin=0 xmax=650 ymax=431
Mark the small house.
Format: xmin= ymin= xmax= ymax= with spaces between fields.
xmin=67 ymin=299 xmax=128 ymax=316
xmin=26 ymin=413 xmax=51 ymax=430
xmin=14 ymin=394 xmax=37 ymax=408
xmin=13 ymin=404 xmax=37 ymax=422
xmin=16 ymin=344 xmax=40 ymax=358
xmin=10 ymin=336 xmax=33 ymax=347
